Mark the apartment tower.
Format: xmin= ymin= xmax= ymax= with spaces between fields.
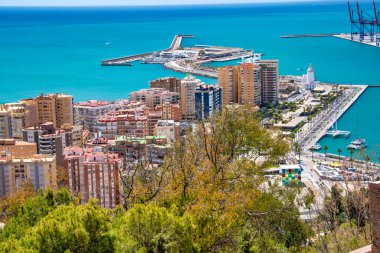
xmin=36 ymin=93 xmax=73 ymax=128
xmin=180 ymin=75 xmax=199 ymax=121
xmin=218 ymin=66 xmax=239 ymax=105
xmin=260 ymin=60 xmax=279 ymax=105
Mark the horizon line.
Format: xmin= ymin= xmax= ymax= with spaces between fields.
xmin=0 ymin=0 xmax=338 ymax=8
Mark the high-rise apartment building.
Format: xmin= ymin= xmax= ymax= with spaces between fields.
xmin=259 ymin=60 xmax=279 ymax=105
xmin=180 ymin=75 xmax=200 ymax=120
xmin=218 ymin=61 xmax=279 ymax=107
xmin=218 ymin=66 xmax=239 ymax=105
xmin=195 ymin=84 xmax=222 ymax=120
xmin=0 ymin=153 xmax=57 ymax=197
xmin=63 ymin=147 xmax=122 ymax=208
xmin=35 ymin=93 xmax=73 ymax=128
xmin=238 ymin=63 xmax=261 ymax=106
xmin=150 ymin=77 xmax=181 ymax=92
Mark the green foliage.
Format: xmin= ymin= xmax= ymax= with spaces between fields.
xmin=111 ymin=204 xmax=197 ymax=253
xmin=0 ymin=188 xmax=72 ymax=241
xmin=24 ymin=199 xmax=114 ymax=253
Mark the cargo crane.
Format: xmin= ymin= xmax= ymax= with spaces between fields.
xmin=348 ymin=1 xmax=377 ymax=42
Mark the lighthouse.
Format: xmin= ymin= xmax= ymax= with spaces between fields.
xmin=305 ymin=64 xmax=316 ymax=90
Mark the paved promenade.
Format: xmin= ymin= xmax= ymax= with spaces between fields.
xmin=296 ymin=85 xmax=367 ymax=150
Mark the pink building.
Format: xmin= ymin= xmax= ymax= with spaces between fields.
xmin=63 ymin=147 xmax=122 ymax=208
xmin=94 ymin=109 xmax=148 ymax=139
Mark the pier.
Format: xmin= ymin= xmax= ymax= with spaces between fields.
xmin=101 ymin=34 xmax=194 ymax=66
xmin=297 ymin=85 xmax=367 ymax=150
xmin=334 ymin=34 xmax=380 ymax=48
xmin=281 ymin=34 xmax=337 ymax=38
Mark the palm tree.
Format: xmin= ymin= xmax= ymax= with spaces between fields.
xmin=337 ymin=148 xmax=342 ymax=162
xmin=294 ymin=142 xmax=299 ymax=157
xmin=349 ymin=148 xmax=355 ymax=168
xmin=323 ymin=145 xmax=328 ymax=161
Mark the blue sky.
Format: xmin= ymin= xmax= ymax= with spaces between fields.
xmin=1 ymin=0 xmax=321 ymax=7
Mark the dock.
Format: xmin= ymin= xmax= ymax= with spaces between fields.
xmin=334 ymin=34 xmax=380 ymax=48
xmin=101 ymin=34 xmax=194 ymax=66
xmin=281 ymin=34 xmax=338 ymax=39
xmin=297 ymin=85 xmax=367 ymax=150
xmin=325 ymin=130 xmax=350 ymax=138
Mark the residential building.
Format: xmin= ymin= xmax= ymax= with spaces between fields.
xmin=109 ymin=135 xmax=169 ymax=165
xmin=94 ymin=109 xmax=148 ymax=139
xmin=195 ymin=84 xmax=223 ymax=120
xmin=238 ymin=63 xmax=261 ymax=106
xmin=63 ymin=147 xmax=122 ymax=208
xmin=156 ymin=102 xmax=181 ymax=122
xmin=22 ymin=122 xmax=82 ymax=166
xmin=74 ymin=100 xmax=119 ymax=132
xmin=0 ymin=103 xmax=34 ymax=140
xmin=129 ymin=88 xmax=180 ymax=109
xmin=35 ymin=93 xmax=73 ymax=128
xmin=0 ymin=152 xmax=57 ymax=197
xmin=218 ymin=66 xmax=239 ymax=105
xmin=260 ymin=60 xmax=279 ymax=105
xmin=218 ymin=60 xmax=279 ymax=107
xmin=145 ymin=110 xmax=162 ymax=136
xmin=180 ymin=75 xmax=200 ymax=120
xmin=218 ymin=63 xmax=261 ymax=106
xmin=0 ymin=139 xmax=37 ymax=158
xmin=154 ymin=120 xmax=180 ymax=143
xmin=150 ymin=77 xmax=181 ymax=92
xmin=19 ymin=98 xmax=39 ymax=127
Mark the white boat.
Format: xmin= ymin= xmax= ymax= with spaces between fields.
xmin=346 ymin=138 xmax=367 ymax=150
xmin=310 ymin=143 xmax=321 ymax=150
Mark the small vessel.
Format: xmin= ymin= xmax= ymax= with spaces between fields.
xmin=310 ymin=143 xmax=321 ymax=151
xmin=141 ymin=60 xmax=147 ymax=64
xmin=346 ymin=115 xmax=367 ymax=150
xmin=346 ymin=138 xmax=367 ymax=150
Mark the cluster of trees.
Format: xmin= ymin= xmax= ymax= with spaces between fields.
xmin=312 ymin=185 xmax=371 ymax=253
xmin=0 ymin=106 xmax=371 ymax=252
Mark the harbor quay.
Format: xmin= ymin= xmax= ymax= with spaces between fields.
xmin=295 ymin=85 xmax=367 ymax=150
xmin=101 ymin=34 xmax=254 ymax=78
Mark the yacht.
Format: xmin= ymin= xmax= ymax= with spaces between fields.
xmin=310 ymin=143 xmax=321 ymax=151
xmin=346 ymin=138 xmax=367 ymax=150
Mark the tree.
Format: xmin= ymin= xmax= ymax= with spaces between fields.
xmin=337 ymin=148 xmax=342 ymax=162
xmin=349 ymin=149 xmax=355 ymax=168
xmin=22 ymin=200 xmax=114 ymax=253
xmin=0 ymin=180 xmax=36 ymax=221
xmin=294 ymin=142 xmax=300 ymax=157
xmin=111 ymin=204 xmax=196 ymax=253
xmin=324 ymin=146 xmax=329 ymax=161
xmin=0 ymin=188 xmax=72 ymax=241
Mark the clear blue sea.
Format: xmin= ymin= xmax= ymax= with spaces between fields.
xmin=0 ymin=1 xmax=379 ymax=156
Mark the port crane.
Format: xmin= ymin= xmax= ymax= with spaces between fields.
xmin=348 ymin=1 xmax=380 ymax=45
